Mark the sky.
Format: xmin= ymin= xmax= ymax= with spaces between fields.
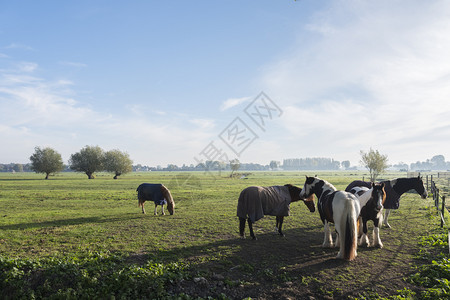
xmin=1 ymin=0 xmax=450 ymax=168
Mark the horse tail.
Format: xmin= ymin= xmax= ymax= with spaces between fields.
xmin=343 ymin=197 xmax=359 ymax=261
xmin=136 ymin=185 xmax=144 ymax=208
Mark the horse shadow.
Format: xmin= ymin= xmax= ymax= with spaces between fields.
xmin=0 ymin=213 xmax=142 ymax=230
xmin=130 ymin=218 xmax=422 ymax=299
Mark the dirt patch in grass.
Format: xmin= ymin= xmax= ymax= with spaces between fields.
xmin=167 ymin=198 xmax=435 ymax=299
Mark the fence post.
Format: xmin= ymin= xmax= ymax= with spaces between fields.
xmin=442 ymin=196 xmax=446 ymax=228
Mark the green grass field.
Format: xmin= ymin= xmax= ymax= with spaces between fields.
xmin=0 ymin=171 xmax=447 ymax=299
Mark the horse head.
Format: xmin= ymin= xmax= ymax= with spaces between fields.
xmin=161 ymin=184 xmax=175 ymax=215
xmin=299 ymin=176 xmax=319 ymax=199
xmin=285 ymin=184 xmax=315 ymax=212
xmin=415 ymin=176 xmax=428 ymax=199
xmin=302 ymin=194 xmax=316 ymax=212
xmin=371 ymin=182 xmax=386 ymax=211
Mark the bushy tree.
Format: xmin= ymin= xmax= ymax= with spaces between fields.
xmin=69 ymin=145 xmax=104 ymax=179
xmin=29 ymin=147 xmax=64 ymax=179
xmin=230 ymin=159 xmax=240 ymax=177
xmin=103 ymin=149 xmax=133 ymax=179
xmin=360 ymin=148 xmax=389 ymax=182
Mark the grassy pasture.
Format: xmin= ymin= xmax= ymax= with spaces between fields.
xmin=0 ymin=171 xmax=446 ymax=299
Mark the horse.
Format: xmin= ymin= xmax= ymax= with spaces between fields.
xmin=345 ymin=176 xmax=427 ymax=228
xmin=348 ymin=183 xmax=386 ymax=248
xmin=136 ymin=183 xmax=175 ymax=215
xmin=299 ymin=176 xmax=361 ymax=261
xmin=237 ymin=184 xmax=315 ymax=240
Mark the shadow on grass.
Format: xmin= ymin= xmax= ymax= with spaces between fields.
xmin=128 ymin=216 xmax=428 ymax=299
xmin=0 ymin=213 xmax=142 ymax=230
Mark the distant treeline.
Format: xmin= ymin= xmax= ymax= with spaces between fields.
xmin=282 ymin=158 xmax=343 ymax=170
xmin=2 ymin=154 xmax=449 ymax=172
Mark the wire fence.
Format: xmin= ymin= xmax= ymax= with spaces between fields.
xmin=428 ymin=174 xmax=449 ymax=253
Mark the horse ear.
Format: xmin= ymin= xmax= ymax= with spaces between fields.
xmin=381 ymin=182 xmax=385 ymax=188
xmin=371 ymin=182 xmax=375 ymax=188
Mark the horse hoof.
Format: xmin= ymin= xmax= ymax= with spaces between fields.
xmin=384 ymin=223 xmax=391 ymax=228
xmin=252 ymin=236 xmax=257 ymax=241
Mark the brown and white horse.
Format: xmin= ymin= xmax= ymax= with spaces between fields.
xmin=299 ymin=176 xmax=360 ymax=261
xmin=136 ymin=183 xmax=175 ymax=215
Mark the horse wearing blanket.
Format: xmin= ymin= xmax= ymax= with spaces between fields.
xmin=237 ymin=184 xmax=315 ymax=240
xmin=299 ymin=176 xmax=361 ymax=261
xmin=136 ymin=183 xmax=175 ymax=215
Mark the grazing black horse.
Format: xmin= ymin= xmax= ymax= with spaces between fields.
xmin=136 ymin=183 xmax=175 ymax=215
xmin=345 ymin=176 xmax=427 ymax=228
xmin=237 ymin=184 xmax=315 ymax=240
xmin=348 ymin=183 xmax=386 ymax=247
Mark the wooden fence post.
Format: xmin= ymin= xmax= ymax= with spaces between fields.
xmin=442 ymin=196 xmax=446 ymax=228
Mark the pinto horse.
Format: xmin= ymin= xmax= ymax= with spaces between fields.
xmin=345 ymin=176 xmax=427 ymax=228
xmin=237 ymin=184 xmax=315 ymax=240
xmin=136 ymin=183 xmax=175 ymax=215
xmin=348 ymin=183 xmax=386 ymax=248
xmin=299 ymin=176 xmax=361 ymax=261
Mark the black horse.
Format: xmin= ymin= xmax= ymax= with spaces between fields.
xmin=237 ymin=184 xmax=315 ymax=240
xmin=348 ymin=183 xmax=386 ymax=247
xmin=345 ymin=176 xmax=427 ymax=228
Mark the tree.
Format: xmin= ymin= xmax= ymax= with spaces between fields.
xmin=230 ymin=159 xmax=240 ymax=177
xmin=29 ymin=147 xmax=64 ymax=179
xmin=341 ymin=160 xmax=351 ymax=169
xmin=431 ymin=155 xmax=446 ymax=170
xmin=69 ymin=145 xmax=104 ymax=179
xmin=269 ymin=160 xmax=280 ymax=170
xmin=103 ymin=149 xmax=133 ymax=179
xmin=360 ymin=148 xmax=389 ymax=182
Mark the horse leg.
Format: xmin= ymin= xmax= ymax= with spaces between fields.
xmin=141 ymin=202 xmax=146 ymax=214
xmin=322 ymin=221 xmax=334 ymax=248
xmin=239 ymin=217 xmax=246 ymax=238
xmin=359 ymin=219 xmax=370 ymax=247
xmin=383 ymin=209 xmax=391 ymax=228
xmin=248 ymin=218 xmax=256 ymax=240
xmin=276 ymin=216 xmax=285 ymax=237
xmin=154 ymin=204 xmax=158 ymax=215
xmin=372 ymin=217 xmax=383 ymax=248
xmin=161 ymin=205 xmax=165 ymax=215
xmin=357 ymin=217 xmax=363 ymax=238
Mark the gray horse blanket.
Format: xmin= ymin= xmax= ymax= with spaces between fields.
xmin=237 ymin=185 xmax=292 ymax=223
xmin=136 ymin=183 xmax=167 ymax=205
xmin=345 ymin=180 xmax=400 ymax=209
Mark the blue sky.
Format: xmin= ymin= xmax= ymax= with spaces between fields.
xmin=1 ymin=0 xmax=450 ymax=167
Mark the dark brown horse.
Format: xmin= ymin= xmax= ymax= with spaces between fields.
xmin=136 ymin=183 xmax=175 ymax=215
xmin=237 ymin=184 xmax=315 ymax=240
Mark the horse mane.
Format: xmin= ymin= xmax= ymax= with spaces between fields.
xmin=389 ymin=177 xmax=424 ymax=196
xmin=161 ymin=184 xmax=175 ymax=207
xmin=314 ymin=177 xmax=337 ymax=193
xmin=284 ymin=184 xmax=301 ymax=202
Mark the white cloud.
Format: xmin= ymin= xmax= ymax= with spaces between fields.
xmin=259 ymin=0 xmax=450 ymax=165
xmin=59 ymin=61 xmax=88 ymax=68
xmin=220 ymin=96 xmax=252 ymax=111
xmin=0 ymin=62 xmax=216 ymax=165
